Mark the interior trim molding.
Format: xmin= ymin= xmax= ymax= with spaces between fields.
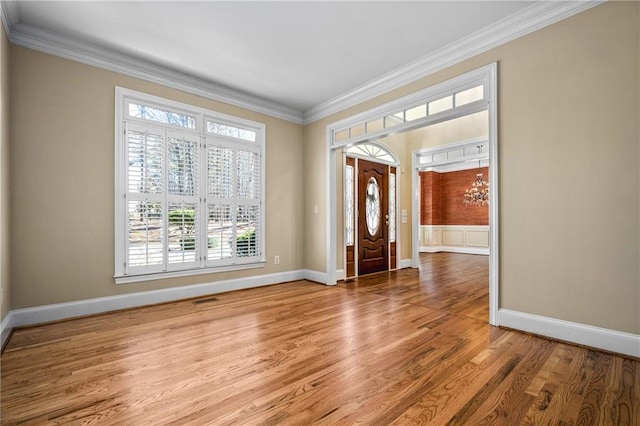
xmin=419 ymin=247 xmax=489 ymax=256
xmin=498 ymin=308 xmax=640 ymax=359
xmin=3 ymin=270 xmax=305 ymax=334
xmin=304 ymin=269 xmax=330 ymax=285
xmin=0 ymin=1 xmax=18 ymax=35
xmin=1 ymin=311 xmax=14 ymax=349
xmin=303 ymin=0 xmax=604 ymax=123
xmin=4 ymin=21 xmax=304 ymax=124
xmin=398 ymin=259 xmax=413 ymax=270
xmin=2 ymin=1 xmax=603 ymax=125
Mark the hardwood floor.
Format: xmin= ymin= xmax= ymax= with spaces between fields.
xmin=2 ymin=253 xmax=638 ymax=425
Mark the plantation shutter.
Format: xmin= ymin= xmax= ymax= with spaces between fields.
xmin=166 ymin=130 xmax=201 ymax=269
xmin=205 ymin=138 xmax=262 ymax=266
xmin=235 ymin=144 xmax=261 ymax=263
xmin=125 ymin=123 xmax=165 ymax=273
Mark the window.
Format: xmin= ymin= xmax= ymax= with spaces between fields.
xmin=332 ymin=83 xmax=486 ymax=145
xmin=115 ymin=88 xmax=265 ymax=283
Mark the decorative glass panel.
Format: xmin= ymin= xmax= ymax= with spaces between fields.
xmin=207 ymin=121 xmax=256 ymax=142
xmin=168 ymin=202 xmax=198 ymax=264
xmin=365 ymin=177 xmax=380 ymax=236
xmin=455 ymin=85 xmax=484 ymax=107
xmin=168 ymin=136 xmax=198 ymax=196
xmin=335 ymin=129 xmax=349 ymax=142
xmin=385 ymin=113 xmax=404 ymax=129
xmin=389 ymin=173 xmax=396 ymax=242
xmin=346 ymin=143 xmax=395 ymax=164
xmin=428 ymin=96 xmax=453 ymax=115
xmin=128 ymin=102 xmax=196 ymax=129
xmin=127 ymin=201 xmax=163 ymax=267
xmin=405 ymin=104 xmax=427 ymax=122
xmin=350 ymin=124 xmax=365 ymax=138
xmin=419 ymin=155 xmax=433 ymax=164
xmin=366 ymin=118 xmax=384 ymax=133
xmin=345 ymin=165 xmax=354 ymax=246
xmin=127 ymin=130 xmax=164 ymax=194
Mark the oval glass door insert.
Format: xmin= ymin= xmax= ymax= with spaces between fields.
xmin=365 ymin=177 xmax=380 ymax=236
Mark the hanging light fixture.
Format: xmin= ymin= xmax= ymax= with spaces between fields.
xmin=463 ymin=145 xmax=489 ymax=207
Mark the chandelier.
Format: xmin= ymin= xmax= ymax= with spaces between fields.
xmin=463 ymin=173 xmax=489 ymax=206
xmin=463 ymin=145 xmax=489 ymax=207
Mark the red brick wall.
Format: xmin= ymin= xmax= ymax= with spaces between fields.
xmin=420 ymin=167 xmax=489 ymax=226
xmin=420 ymin=172 xmax=442 ymax=225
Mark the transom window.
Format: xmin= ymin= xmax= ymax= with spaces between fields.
xmin=115 ymin=87 xmax=265 ymax=283
xmin=333 ymin=82 xmax=485 ymax=145
xmin=345 ymin=143 xmax=396 ymax=164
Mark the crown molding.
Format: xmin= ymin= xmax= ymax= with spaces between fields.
xmin=6 ymin=20 xmax=304 ymax=124
xmin=302 ymin=0 xmax=605 ymax=124
xmin=1 ymin=0 xmax=604 ymax=126
xmin=0 ymin=1 xmax=17 ymax=37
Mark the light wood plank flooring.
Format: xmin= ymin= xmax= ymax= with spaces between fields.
xmin=2 ymin=253 xmax=639 ymax=424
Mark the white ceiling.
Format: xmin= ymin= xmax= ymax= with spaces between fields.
xmin=9 ymin=1 xmax=538 ymax=114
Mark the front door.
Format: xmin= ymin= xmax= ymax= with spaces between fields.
xmin=358 ymin=159 xmax=388 ymax=275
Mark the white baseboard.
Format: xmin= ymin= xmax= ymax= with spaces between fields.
xmin=304 ymin=269 xmax=329 ymax=284
xmin=399 ymin=259 xmax=413 ymax=269
xmin=7 ymin=270 xmax=306 ymax=332
xmin=420 ymin=246 xmax=489 ymax=256
xmin=499 ymin=309 xmax=640 ymax=358
xmin=336 ymin=269 xmax=345 ymax=281
xmin=1 ymin=311 xmax=14 ymax=349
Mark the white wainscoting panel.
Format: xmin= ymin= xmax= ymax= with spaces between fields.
xmin=466 ymin=231 xmax=489 ymax=247
xmin=420 ymin=225 xmax=489 ymax=255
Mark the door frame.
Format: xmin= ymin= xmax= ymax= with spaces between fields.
xmin=343 ymin=142 xmax=400 ymax=279
xmin=344 ymin=151 xmax=399 ymax=278
xmin=326 ymin=63 xmax=499 ymax=326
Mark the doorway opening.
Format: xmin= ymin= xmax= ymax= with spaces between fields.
xmin=327 ymin=63 xmax=498 ymax=325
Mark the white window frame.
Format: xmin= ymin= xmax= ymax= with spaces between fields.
xmin=114 ymin=87 xmax=266 ymax=284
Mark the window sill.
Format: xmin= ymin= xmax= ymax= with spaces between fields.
xmin=114 ymin=261 xmax=267 ymax=285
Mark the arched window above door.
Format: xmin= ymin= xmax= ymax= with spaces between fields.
xmin=345 ymin=142 xmax=397 ymax=165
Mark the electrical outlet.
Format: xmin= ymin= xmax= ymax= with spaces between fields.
xmin=274 ymin=255 xmax=280 ymax=265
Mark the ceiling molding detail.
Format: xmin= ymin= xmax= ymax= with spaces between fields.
xmin=302 ymin=0 xmax=605 ymax=124
xmin=4 ymin=17 xmax=304 ymax=124
xmin=1 ymin=1 xmax=604 ymax=126
xmin=0 ymin=1 xmax=18 ymax=37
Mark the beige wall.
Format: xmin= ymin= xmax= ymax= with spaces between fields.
xmin=5 ymin=2 xmax=640 ymax=337
xmin=405 ymin=111 xmax=488 ymax=153
xmin=305 ymin=2 xmax=640 ymax=334
xmin=10 ymin=46 xmax=304 ymax=309
xmin=1 ymin=24 xmax=10 ymax=321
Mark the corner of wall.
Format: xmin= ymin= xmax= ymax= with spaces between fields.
xmin=0 ymin=7 xmax=11 ymax=325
